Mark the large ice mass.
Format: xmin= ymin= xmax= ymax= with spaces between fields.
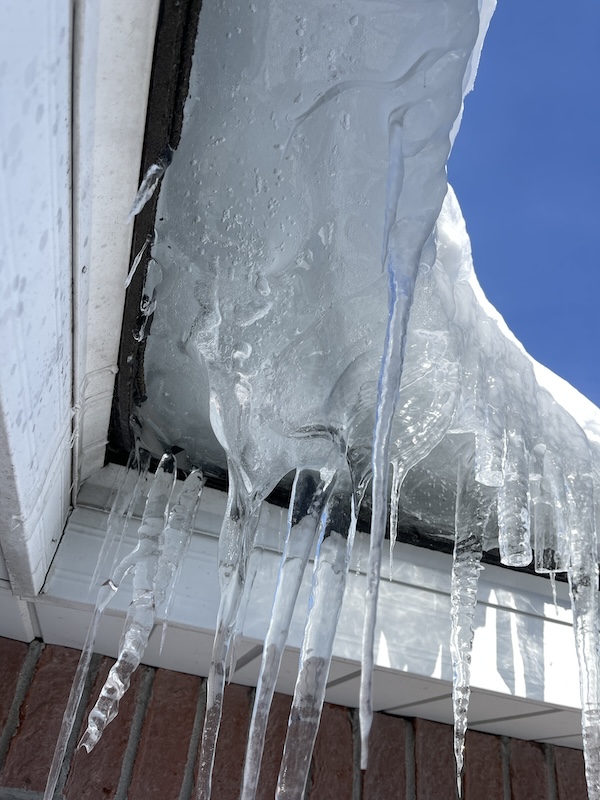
xmin=46 ymin=0 xmax=600 ymax=798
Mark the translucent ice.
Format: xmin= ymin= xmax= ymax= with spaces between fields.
xmin=241 ymin=468 xmax=335 ymax=800
xmin=127 ymin=150 xmax=172 ymax=224
xmin=118 ymin=0 xmax=600 ymax=796
xmin=450 ymin=452 xmax=495 ymax=797
xmin=79 ymin=453 xmax=177 ymax=752
xmin=276 ymin=469 xmax=356 ymax=799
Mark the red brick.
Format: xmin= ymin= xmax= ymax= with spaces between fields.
xmin=464 ymin=729 xmax=504 ymax=800
xmin=308 ymin=702 xmax=354 ymax=800
xmin=0 ymin=644 xmax=79 ymax=791
xmin=363 ymin=712 xmax=407 ymax=800
xmin=255 ymin=692 xmax=292 ymax=799
xmin=65 ymin=658 xmax=146 ymax=800
xmin=414 ymin=718 xmax=456 ymax=800
xmin=509 ymin=739 xmax=548 ymax=800
xmin=0 ymin=637 xmax=28 ymax=730
xmin=128 ymin=667 xmax=201 ymax=800
xmin=555 ymin=746 xmax=587 ymax=800
xmin=208 ymin=683 xmax=252 ymax=798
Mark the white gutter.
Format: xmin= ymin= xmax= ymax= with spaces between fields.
xmin=33 ymin=464 xmax=583 ymax=750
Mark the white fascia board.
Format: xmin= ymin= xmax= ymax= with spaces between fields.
xmin=72 ymin=0 xmax=160 ymax=485
xmin=0 ymin=1 xmax=73 ymax=596
xmin=34 ymin=464 xmax=582 ymax=747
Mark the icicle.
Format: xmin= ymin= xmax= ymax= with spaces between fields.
xmin=155 ymin=469 xmax=205 ymax=653
xmin=564 ymin=446 xmax=600 ymax=799
xmin=126 ymin=149 xmax=172 ymax=224
xmin=498 ymin=430 xmax=532 ymax=567
xmin=229 ymin=543 xmax=263 ymax=684
xmin=240 ymin=468 xmax=335 ymax=800
xmin=196 ymin=466 xmax=261 ymax=800
xmin=450 ymin=452 xmax=495 ymax=798
xmin=124 ymin=231 xmax=155 ymax=289
xmin=79 ymin=453 xmax=177 ymax=752
xmin=388 ymin=358 xmax=460 ymax=572
xmin=388 ymin=459 xmax=403 ymax=576
xmin=133 ymin=258 xmax=162 ymax=342
xmin=457 ymin=341 xmax=505 ymax=490
xmin=359 ymin=118 xmax=422 ymax=771
xmin=475 ymin=371 xmax=505 ymax=489
xmin=533 ymin=449 xmax=570 ymax=574
xmin=549 ymin=573 xmax=559 ymax=615
xmin=89 ymin=450 xmax=150 ymax=596
xmin=276 ymin=470 xmax=357 ymax=799
xmin=44 ymin=454 xmax=158 ymax=797
xmin=43 ymin=579 xmax=119 ymax=800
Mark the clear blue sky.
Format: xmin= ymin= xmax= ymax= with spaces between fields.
xmin=448 ymin=1 xmax=600 ymax=408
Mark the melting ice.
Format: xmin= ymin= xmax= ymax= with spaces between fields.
xmin=49 ymin=0 xmax=600 ymax=798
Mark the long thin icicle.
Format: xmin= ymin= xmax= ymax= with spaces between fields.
xmin=450 ymin=452 xmax=495 ymax=798
xmin=196 ymin=466 xmax=261 ymax=800
xmin=157 ymin=469 xmax=205 ymax=651
xmin=79 ymin=453 xmax=177 ymax=752
xmin=276 ymin=470 xmax=357 ymax=799
xmin=240 ymin=468 xmax=335 ymax=800
xmin=89 ymin=451 xmax=150 ymax=596
xmin=44 ymin=456 xmax=153 ymax=800
xmin=360 ymin=116 xmax=417 ymax=771
xmin=43 ymin=579 xmax=119 ymax=800
xmin=565 ymin=446 xmax=600 ymax=799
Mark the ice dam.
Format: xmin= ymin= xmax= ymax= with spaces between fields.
xmin=45 ymin=1 xmax=600 ymax=799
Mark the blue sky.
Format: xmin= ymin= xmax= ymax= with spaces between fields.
xmin=448 ymin=1 xmax=600 ymax=408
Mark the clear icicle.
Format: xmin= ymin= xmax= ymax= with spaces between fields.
xmin=79 ymin=453 xmax=177 ymax=752
xmin=276 ymin=470 xmax=357 ymax=799
xmin=126 ymin=150 xmax=172 ymax=224
xmin=359 ymin=140 xmax=420 ymax=773
xmin=388 ymin=358 xmax=460 ymax=573
xmin=43 ymin=579 xmax=119 ymax=800
xmin=498 ymin=430 xmax=532 ymax=567
xmin=450 ymin=452 xmax=495 ymax=799
xmin=156 ymin=469 xmax=205 ymax=653
xmin=45 ymin=454 xmax=157 ymax=798
xmin=533 ymin=449 xmax=570 ymax=574
xmin=388 ymin=460 xmax=403 ymax=576
xmin=89 ymin=451 xmax=150 ymax=596
xmin=549 ymin=573 xmax=559 ymax=615
xmin=475 ymin=371 xmax=506 ymax=488
xmin=124 ymin=231 xmax=154 ymax=289
xmin=565 ymin=452 xmax=600 ymax=799
xmin=240 ymin=468 xmax=335 ymax=800
xmin=196 ymin=467 xmax=261 ymax=800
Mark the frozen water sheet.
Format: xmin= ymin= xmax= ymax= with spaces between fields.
xmin=119 ymin=0 xmax=600 ymax=797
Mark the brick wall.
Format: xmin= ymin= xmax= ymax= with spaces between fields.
xmin=0 ymin=638 xmax=588 ymax=799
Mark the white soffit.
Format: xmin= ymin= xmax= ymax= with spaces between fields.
xmin=0 ymin=0 xmax=159 ymax=595
xmin=35 ymin=464 xmax=582 ymax=748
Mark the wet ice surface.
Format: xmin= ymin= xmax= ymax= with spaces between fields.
xmin=43 ymin=457 xmax=204 ymax=800
xmin=94 ymin=0 xmax=600 ymax=797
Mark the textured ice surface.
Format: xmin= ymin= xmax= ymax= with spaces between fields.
xmin=124 ymin=0 xmax=600 ymax=797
